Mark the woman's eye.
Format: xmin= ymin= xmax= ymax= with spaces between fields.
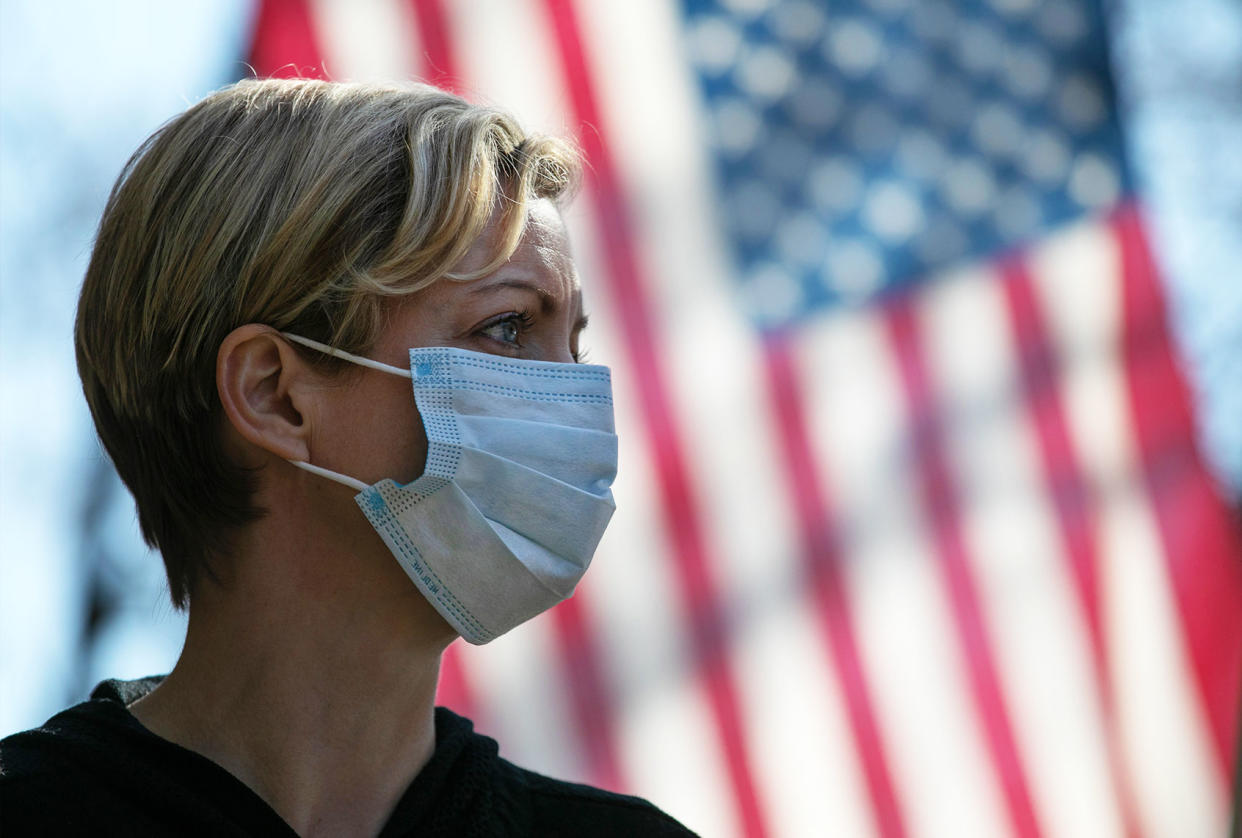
xmin=479 ymin=313 xmax=533 ymax=347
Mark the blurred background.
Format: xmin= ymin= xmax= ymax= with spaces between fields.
xmin=2 ymin=1 xmax=1240 ymax=836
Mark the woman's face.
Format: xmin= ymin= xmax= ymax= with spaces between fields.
xmin=307 ymin=197 xmax=588 ymax=489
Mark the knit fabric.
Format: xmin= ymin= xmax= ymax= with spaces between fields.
xmin=0 ymin=677 xmax=695 ymax=837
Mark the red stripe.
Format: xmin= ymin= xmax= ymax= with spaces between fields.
xmin=252 ymin=0 xmax=490 ymax=733
xmin=435 ymin=642 xmax=477 ymax=719
xmin=1001 ymin=259 xmax=1144 ymax=838
xmin=247 ymin=0 xmax=327 ymax=78
xmin=1115 ymin=203 xmax=1242 ymax=781
xmin=540 ymin=1 xmax=770 ymax=834
xmin=407 ymin=0 xmax=459 ymax=91
xmin=763 ymin=333 xmax=908 ymax=838
xmin=886 ymin=297 xmax=1043 ymax=838
xmin=405 ymin=0 xmax=626 ymax=793
xmin=550 ymin=601 xmax=625 ymax=792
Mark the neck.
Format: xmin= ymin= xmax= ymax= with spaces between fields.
xmin=129 ymin=513 xmax=456 ymax=837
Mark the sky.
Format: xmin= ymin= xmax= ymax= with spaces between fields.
xmin=0 ymin=0 xmax=251 ymax=734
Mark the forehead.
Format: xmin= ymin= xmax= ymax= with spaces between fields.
xmin=458 ymin=197 xmax=577 ymax=292
xmin=503 ymin=198 xmax=572 ymax=273
xmin=452 ymin=198 xmax=571 ymax=280
xmin=519 ymin=198 xmax=571 ymax=254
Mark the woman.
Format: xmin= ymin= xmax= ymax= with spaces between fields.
xmin=0 ymin=79 xmax=694 ymax=836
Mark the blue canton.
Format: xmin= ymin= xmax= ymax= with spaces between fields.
xmin=680 ymin=0 xmax=1130 ymax=328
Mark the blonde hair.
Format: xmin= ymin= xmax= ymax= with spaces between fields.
xmin=75 ymin=78 xmax=580 ymax=607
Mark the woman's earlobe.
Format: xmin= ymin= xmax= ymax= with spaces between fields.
xmin=216 ymin=325 xmax=311 ymax=463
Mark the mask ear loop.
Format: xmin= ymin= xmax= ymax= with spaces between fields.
xmin=279 ymin=332 xmax=413 ymax=493
xmin=289 ymin=460 xmax=370 ymax=492
xmin=281 ymin=332 xmax=412 ymax=379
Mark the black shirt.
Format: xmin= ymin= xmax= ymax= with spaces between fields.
xmin=0 ymin=677 xmax=696 ymax=837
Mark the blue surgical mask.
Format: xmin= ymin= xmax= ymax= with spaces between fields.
xmin=282 ymin=333 xmax=618 ymax=644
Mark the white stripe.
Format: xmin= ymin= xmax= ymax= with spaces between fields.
xmin=918 ymin=258 xmax=1123 ymax=838
xmin=308 ymin=0 xmax=419 ymax=81
xmin=571 ymin=1 xmax=879 ymax=834
xmin=732 ymin=593 xmax=882 ymax=838
xmin=1028 ymin=218 xmax=1227 ymax=838
xmin=564 ymin=203 xmax=741 ymax=837
xmin=441 ymin=0 xmax=569 ymax=131
xmin=798 ymin=310 xmax=1012 ymax=838
xmin=554 ymin=1 xmax=754 ymax=828
xmin=456 ymin=616 xmax=585 ymax=780
xmin=446 ymin=2 xmax=738 ymax=833
xmin=562 ymin=200 xmax=735 ymax=836
xmin=616 ymin=672 xmax=742 ymax=838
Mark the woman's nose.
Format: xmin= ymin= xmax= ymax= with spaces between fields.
xmin=548 ymin=345 xmax=578 ymax=364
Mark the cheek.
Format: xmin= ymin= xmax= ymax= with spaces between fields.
xmin=325 ymin=377 xmax=428 ymax=485
xmin=375 ymin=387 xmax=429 ymax=485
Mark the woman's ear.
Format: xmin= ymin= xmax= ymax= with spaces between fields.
xmin=216 ymin=325 xmax=314 ymax=463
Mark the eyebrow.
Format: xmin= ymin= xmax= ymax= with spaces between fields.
xmin=470 ymin=279 xmax=554 ymax=314
xmin=472 ymin=278 xmax=591 ymax=333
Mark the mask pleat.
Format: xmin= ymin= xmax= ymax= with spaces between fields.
xmin=451 ymin=415 xmax=618 ymax=490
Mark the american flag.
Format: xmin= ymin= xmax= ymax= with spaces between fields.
xmin=246 ymin=1 xmax=1242 ymax=835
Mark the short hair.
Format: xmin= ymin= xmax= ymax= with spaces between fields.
xmin=75 ymin=78 xmax=580 ymax=608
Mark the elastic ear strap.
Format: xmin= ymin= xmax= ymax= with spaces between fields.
xmin=289 ymin=459 xmax=370 ymax=493
xmin=281 ymin=332 xmax=412 ymax=379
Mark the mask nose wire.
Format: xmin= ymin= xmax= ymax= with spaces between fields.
xmin=279 ymin=332 xmax=412 ymax=493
